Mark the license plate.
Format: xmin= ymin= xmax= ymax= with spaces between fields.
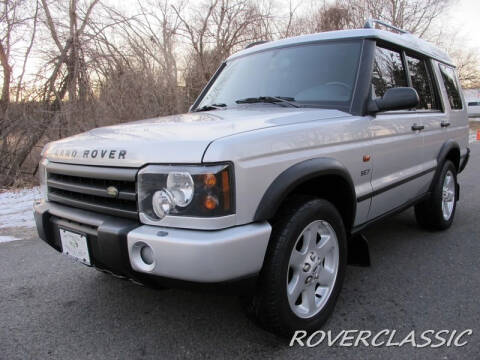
xmin=59 ymin=229 xmax=91 ymax=265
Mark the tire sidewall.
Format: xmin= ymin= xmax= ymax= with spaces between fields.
xmin=433 ymin=160 xmax=457 ymax=229
xmin=265 ymin=199 xmax=347 ymax=333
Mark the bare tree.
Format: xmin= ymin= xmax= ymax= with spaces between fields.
xmin=104 ymin=0 xmax=184 ymax=114
xmin=0 ymin=0 xmax=32 ymax=124
xmin=15 ymin=0 xmax=39 ymax=102
xmin=453 ymin=49 xmax=480 ymax=89
xmin=174 ymin=0 xmax=271 ymax=101
xmin=1 ymin=0 xmax=101 ymax=186
xmin=0 ymin=1 xmax=12 ymax=121
xmin=431 ymin=28 xmax=480 ymax=88
xmin=339 ymin=0 xmax=450 ymax=36
xmin=40 ymin=0 xmax=100 ymax=105
xmin=0 ymin=0 xmax=475 ymax=187
xmin=275 ymin=1 xmax=355 ymax=37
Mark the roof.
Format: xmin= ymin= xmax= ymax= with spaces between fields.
xmin=228 ymin=29 xmax=454 ymax=66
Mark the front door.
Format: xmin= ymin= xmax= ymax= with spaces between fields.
xmin=367 ymin=44 xmax=429 ymax=220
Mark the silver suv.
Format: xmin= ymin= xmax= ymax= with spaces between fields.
xmin=34 ymin=23 xmax=470 ymax=336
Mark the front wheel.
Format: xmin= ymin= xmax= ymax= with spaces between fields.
xmin=415 ymin=160 xmax=458 ymax=230
xmin=249 ymin=197 xmax=347 ymax=336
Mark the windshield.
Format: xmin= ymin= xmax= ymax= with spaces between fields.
xmin=197 ymin=40 xmax=362 ymax=111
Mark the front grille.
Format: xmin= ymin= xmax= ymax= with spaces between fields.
xmin=47 ymin=162 xmax=138 ymax=219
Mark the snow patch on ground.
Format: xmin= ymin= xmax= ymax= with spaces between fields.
xmin=0 ymin=187 xmax=40 ymax=229
xmin=0 ymin=235 xmax=22 ymax=243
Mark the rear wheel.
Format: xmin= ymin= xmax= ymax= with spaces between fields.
xmin=249 ymin=197 xmax=347 ymax=336
xmin=415 ymin=160 xmax=458 ymax=230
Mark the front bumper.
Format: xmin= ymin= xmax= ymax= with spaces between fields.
xmin=34 ymin=200 xmax=271 ymax=284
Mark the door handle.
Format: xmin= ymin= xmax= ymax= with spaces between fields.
xmin=441 ymin=122 xmax=451 ymax=128
xmin=411 ymin=124 xmax=425 ymax=131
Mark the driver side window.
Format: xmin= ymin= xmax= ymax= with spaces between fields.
xmin=371 ymin=46 xmax=407 ymax=98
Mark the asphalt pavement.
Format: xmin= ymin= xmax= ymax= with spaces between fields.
xmin=1 ymin=143 xmax=479 ymax=360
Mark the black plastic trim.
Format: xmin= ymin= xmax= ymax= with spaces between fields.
xmin=430 ymin=140 xmax=460 ymax=192
xmin=352 ymin=39 xmax=375 ymax=116
xmin=133 ymin=272 xmax=259 ymax=295
xmin=352 ymin=192 xmax=430 ymax=234
xmin=48 ymin=178 xmax=136 ymax=201
xmin=253 ymin=158 xmax=356 ymax=227
xmin=35 ymin=200 xmax=138 ymax=274
xmin=459 ymin=147 xmax=470 ymax=173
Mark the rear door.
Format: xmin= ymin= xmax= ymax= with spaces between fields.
xmin=404 ymin=54 xmax=445 ymax=187
xmin=435 ymin=63 xmax=469 ymax=155
xmin=366 ymin=45 xmax=430 ymax=220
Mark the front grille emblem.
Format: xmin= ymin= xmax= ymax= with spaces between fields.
xmin=106 ymin=186 xmax=119 ymax=198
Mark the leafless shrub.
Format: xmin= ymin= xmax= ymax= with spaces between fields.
xmin=0 ymin=0 xmax=474 ymax=188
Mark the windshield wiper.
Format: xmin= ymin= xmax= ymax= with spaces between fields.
xmin=193 ymin=103 xmax=227 ymax=112
xmin=235 ymin=96 xmax=299 ymax=108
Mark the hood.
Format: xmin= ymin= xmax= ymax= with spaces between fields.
xmin=45 ymin=107 xmax=348 ymax=167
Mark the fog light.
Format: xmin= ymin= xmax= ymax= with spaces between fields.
xmin=140 ymin=245 xmax=154 ymax=265
xmin=152 ymin=189 xmax=175 ymax=219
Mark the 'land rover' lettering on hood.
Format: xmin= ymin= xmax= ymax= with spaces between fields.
xmin=51 ymin=148 xmax=127 ymax=161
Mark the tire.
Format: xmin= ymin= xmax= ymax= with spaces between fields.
xmin=249 ymin=196 xmax=347 ymax=337
xmin=415 ymin=160 xmax=458 ymax=230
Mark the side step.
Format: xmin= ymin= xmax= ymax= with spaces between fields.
xmin=347 ymin=233 xmax=371 ymax=267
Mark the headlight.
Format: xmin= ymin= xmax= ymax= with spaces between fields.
xmin=38 ymin=158 xmax=48 ymax=199
xmin=166 ymin=172 xmax=194 ymax=207
xmin=138 ymin=163 xmax=234 ymax=222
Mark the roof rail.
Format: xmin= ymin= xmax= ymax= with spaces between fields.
xmin=364 ymin=19 xmax=409 ymax=34
xmin=245 ymin=40 xmax=269 ymax=49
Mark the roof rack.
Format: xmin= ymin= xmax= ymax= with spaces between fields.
xmin=364 ymin=19 xmax=409 ymax=34
xmin=245 ymin=40 xmax=269 ymax=49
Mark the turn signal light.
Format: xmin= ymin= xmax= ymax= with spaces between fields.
xmin=204 ymin=173 xmax=217 ymax=188
xmin=204 ymin=195 xmax=219 ymax=210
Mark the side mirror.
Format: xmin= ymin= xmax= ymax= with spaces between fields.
xmin=368 ymin=87 xmax=419 ymax=113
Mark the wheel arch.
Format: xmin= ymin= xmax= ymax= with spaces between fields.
xmin=253 ymin=158 xmax=357 ymax=231
xmin=430 ymin=140 xmax=460 ymax=191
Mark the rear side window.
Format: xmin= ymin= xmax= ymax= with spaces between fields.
xmin=406 ymin=55 xmax=438 ymax=110
xmin=371 ymin=47 xmax=407 ymax=98
xmin=439 ymin=64 xmax=462 ymax=110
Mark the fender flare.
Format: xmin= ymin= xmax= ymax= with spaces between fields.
xmin=430 ymin=140 xmax=460 ymax=191
xmin=253 ymin=158 xmax=356 ymax=227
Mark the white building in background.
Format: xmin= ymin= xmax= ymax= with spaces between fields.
xmin=464 ymin=88 xmax=480 ymax=101
xmin=465 ymin=89 xmax=480 ymax=119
